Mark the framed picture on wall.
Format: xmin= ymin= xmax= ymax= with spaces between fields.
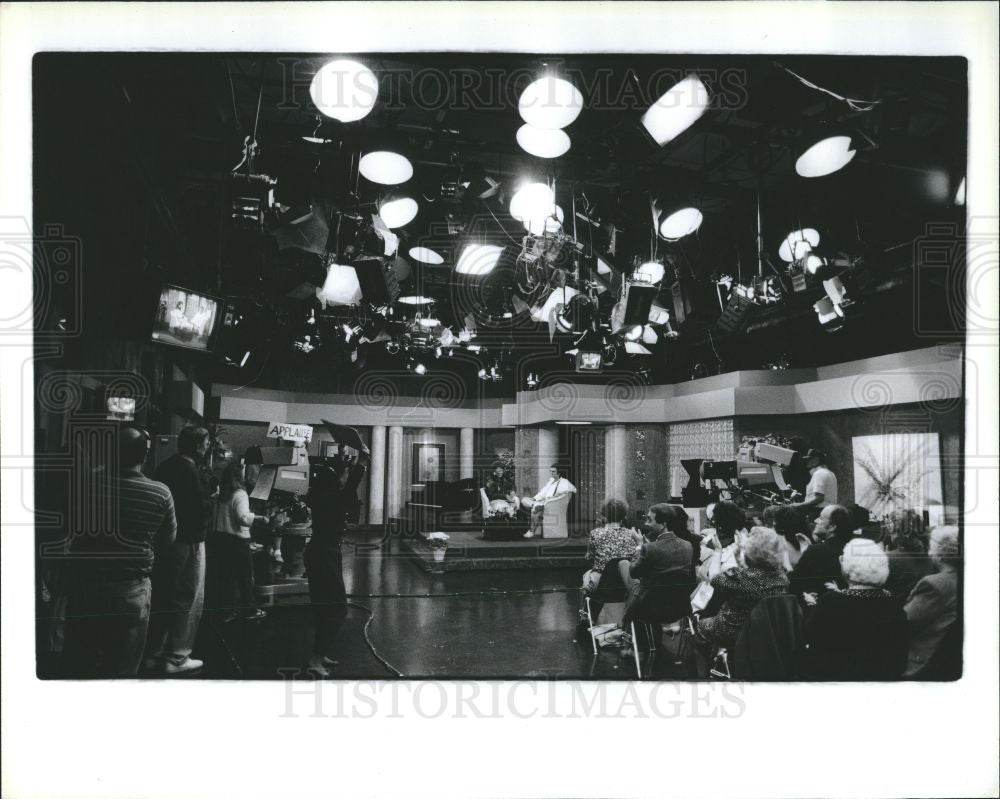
xmin=413 ymin=443 xmax=444 ymax=484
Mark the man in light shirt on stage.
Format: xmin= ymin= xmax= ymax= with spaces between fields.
xmin=520 ymin=464 xmax=576 ymax=539
xmin=790 ymin=448 xmax=838 ymax=519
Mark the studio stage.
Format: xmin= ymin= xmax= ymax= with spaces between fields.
xmin=402 ymin=529 xmax=589 ymax=573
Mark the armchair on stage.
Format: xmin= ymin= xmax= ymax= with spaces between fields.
xmin=532 ymin=493 xmax=571 ymax=539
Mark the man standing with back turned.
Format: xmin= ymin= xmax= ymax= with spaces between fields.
xmin=144 ymin=426 xmax=215 ymax=675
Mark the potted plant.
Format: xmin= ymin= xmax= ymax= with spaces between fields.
xmin=426 ymin=532 xmax=450 ymax=563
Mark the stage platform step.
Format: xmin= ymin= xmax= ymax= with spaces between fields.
xmin=402 ymin=529 xmax=588 ymax=573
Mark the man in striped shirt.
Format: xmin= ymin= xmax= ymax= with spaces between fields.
xmin=63 ymin=426 xmax=176 ymax=677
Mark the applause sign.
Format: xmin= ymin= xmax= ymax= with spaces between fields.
xmin=266 ymin=422 xmax=313 ymax=443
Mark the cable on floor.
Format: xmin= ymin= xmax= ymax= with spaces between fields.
xmin=346 ymin=601 xmax=405 ymax=678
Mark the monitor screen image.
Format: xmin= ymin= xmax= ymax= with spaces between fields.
xmin=106 ymin=395 xmax=136 ymax=421
xmin=151 ymin=284 xmax=220 ymax=351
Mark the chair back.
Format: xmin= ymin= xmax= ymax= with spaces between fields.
xmin=541 ymin=492 xmax=571 ymax=538
xmin=592 ymin=558 xmax=628 ymax=604
xmin=731 ymin=593 xmax=804 ymax=680
xmin=629 ymin=579 xmax=693 ymax=624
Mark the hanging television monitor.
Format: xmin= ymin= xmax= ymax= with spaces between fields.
xmin=151 ymin=284 xmax=221 ymax=351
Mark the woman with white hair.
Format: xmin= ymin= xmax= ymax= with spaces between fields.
xmin=802 ymin=538 xmax=908 ymax=680
xmin=903 ymin=526 xmax=960 ymax=678
xmin=691 ymin=526 xmax=790 ymax=650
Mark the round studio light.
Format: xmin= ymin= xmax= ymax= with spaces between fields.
xmin=455 ymin=244 xmax=503 ymax=275
xmin=309 ymin=59 xmax=378 ymax=123
xmin=398 ymin=295 xmax=434 ymax=305
xmin=624 ymin=324 xmax=644 ymax=341
xmin=778 ymin=228 xmax=821 ymax=262
xmin=659 ymin=207 xmax=703 ymax=241
xmin=635 ymin=261 xmax=665 ymax=284
xmin=795 ymin=135 xmax=857 ymax=178
xmin=518 ymin=76 xmax=583 ymax=130
xmin=509 ymin=182 xmax=555 ymax=223
xmin=408 ymin=246 xmax=444 ymax=265
xmin=378 ymin=197 xmax=418 ymax=228
xmin=804 ymin=254 xmax=826 ymax=275
xmin=641 ymin=74 xmax=711 ymax=146
xmin=523 ymin=205 xmax=564 ymax=236
xmin=516 ymin=124 xmax=571 ymax=159
xmin=359 ymin=151 xmax=413 ymax=185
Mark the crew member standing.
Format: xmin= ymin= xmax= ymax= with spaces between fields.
xmin=304 ymin=446 xmax=369 ymax=677
xmin=789 ymin=448 xmax=838 ymax=519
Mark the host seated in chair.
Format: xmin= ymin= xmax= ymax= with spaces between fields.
xmin=520 ymin=464 xmax=576 ymax=539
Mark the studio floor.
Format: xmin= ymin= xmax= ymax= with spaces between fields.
xmin=174 ymin=530 xmax=651 ymax=680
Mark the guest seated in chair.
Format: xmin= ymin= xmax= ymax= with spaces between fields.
xmin=484 ymin=464 xmax=519 ymax=519
xmin=520 ymin=463 xmax=576 ymax=539
xmin=578 ymin=499 xmax=642 ymax=625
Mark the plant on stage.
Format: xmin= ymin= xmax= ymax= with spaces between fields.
xmin=426 ymin=532 xmax=450 ymax=549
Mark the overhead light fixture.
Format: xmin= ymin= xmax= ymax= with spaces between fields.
xmin=531 ymin=285 xmax=579 ymax=323
xmin=641 ymin=326 xmax=659 ymax=344
xmin=412 ymin=362 xmax=427 ymax=375
xmin=574 ymin=329 xmax=605 ymax=372
xmin=555 ymin=421 xmax=593 ymax=425
xmin=814 ymin=296 xmax=845 ymax=332
xmin=523 ymin=205 xmax=564 ymax=236
xmin=648 ymin=304 xmax=670 ymax=325
xmin=641 ymin=74 xmax=711 ymax=146
xmin=658 ymin=207 xmax=703 ymax=241
xmin=456 ymin=244 xmax=503 ymax=275
xmin=397 ymin=294 xmax=434 ymax=305
xmin=516 ymin=124 xmax=571 ymax=158
xmin=509 ymin=182 xmax=555 ymax=224
xmin=623 ymin=324 xmax=644 ymax=342
xmin=378 ymin=197 xmax=418 ymax=229
xmin=634 ymin=260 xmax=666 ymax=284
xmin=954 ymin=176 xmax=966 ymax=206
xmin=518 ymin=76 xmax=583 ymax=130
xmin=778 ymin=228 xmax=821 ymax=262
xmin=795 ymin=135 xmax=857 ymax=178
xmin=359 ymin=151 xmax=414 ymax=185
xmin=309 ymin=59 xmax=378 ymax=123
xmin=408 ymin=246 xmax=444 ymax=265
xmin=624 ymin=341 xmax=652 ymax=355
xmin=317 ymin=263 xmax=362 ymax=306
xmin=555 ymin=292 xmax=596 ymax=333
xmin=612 ymin=280 xmax=658 ymax=331
xmin=803 ymin=253 xmax=826 ymax=275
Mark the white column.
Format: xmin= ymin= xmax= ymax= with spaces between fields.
xmin=386 ymin=426 xmax=404 ymax=519
xmin=537 ymin=426 xmax=558 ymax=489
xmin=604 ymin=424 xmax=627 ymax=502
xmin=459 ymin=427 xmax=475 ymax=480
xmin=368 ymin=425 xmax=387 ymax=525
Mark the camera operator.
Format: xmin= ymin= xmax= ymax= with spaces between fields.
xmin=303 ymin=443 xmax=369 ymax=677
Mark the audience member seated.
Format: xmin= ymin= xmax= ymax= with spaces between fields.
xmin=658 ymin=504 xmax=702 ymax=585
xmin=788 ymin=504 xmax=855 ymax=597
xmin=520 ymin=463 xmax=577 ymax=539
xmin=619 ymin=503 xmax=695 ymax=627
xmin=696 ymin=500 xmax=746 ymax=582
xmin=692 ymin=526 xmax=790 ymax=651
xmin=772 ymin=505 xmax=813 ymax=570
xmin=577 ymin=499 xmax=641 ymax=628
xmin=903 ymin=526 xmax=960 ymax=679
xmin=802 ymin=538 xmax=908 ymax=680
xmin=885 ymin=510 xmax=934 ymax=602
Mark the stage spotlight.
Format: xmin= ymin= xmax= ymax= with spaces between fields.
xmin=778 ymin=228 xmax=821 ymax=262
xmin=408 ymin=246 xmax=445 ymax=265
xmin=954 ymin=176 xmax=966 ymax=206
xmin=531 ymin=285 xmax=579 ymax=323
xmin=634 ymin=260 xmax=666 ymax=284
xmin=574 ymin=329 xmax=605 ymax=372
xmin=456 ymin=244 xmax=503 ymax=275
xmin=624 ymin=341 xmax=652 ymax=355
xmin=526 ymin=373 xmax=539 ymax=389
xmin=803 ymin=253 xmax=826 ymax=275
xmin=509 ymin=182 xmax=555 ymax=224
xmin=814 ymin=296 xmax=845 ymax=332
xmin=641 ymin=325 xmax=659 ymax=344
xmin=317 ymin=263 xmax=362 ymax=306
xmin=378 ymin=196 xmax=418 ymax=229
xmin=516 ymin=124 xmax=571 ymax=158
xmin=518 ymin=76 xmax=583 ymax=130
xmin=359 ymin=151 xmax=414 ymax=185
xmin=523 ymin=205 xmax=564 ymax=236
xmin=555 ymin=292 xmax=596 ymax=333
xmin=624 ymin=324 xmax=643 ymax=341
xmin=648 ymin=304 xmax=671 ymax=325
xmin=398 ymin=295 xmax=434 ymax=305
xmin=413 ymin=362 xmax=427 ymax=375
xmin=309 ymin=59 xmax=378 ymax=123
xmin=641 ymin=74 xmax=711 ymax=146
xmin=612 ymin=280 xmax=658 ymax=332
xmin=658 ymin=207 xmax=703 ymax=241
xmin=385 ymin=340 xmax=401 ymax=355
xmin=795 ymin=135 xmax=857 ymax=178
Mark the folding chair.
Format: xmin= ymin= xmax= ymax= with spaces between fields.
xmin=582 ymin=558 xmax=645 ymax=675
